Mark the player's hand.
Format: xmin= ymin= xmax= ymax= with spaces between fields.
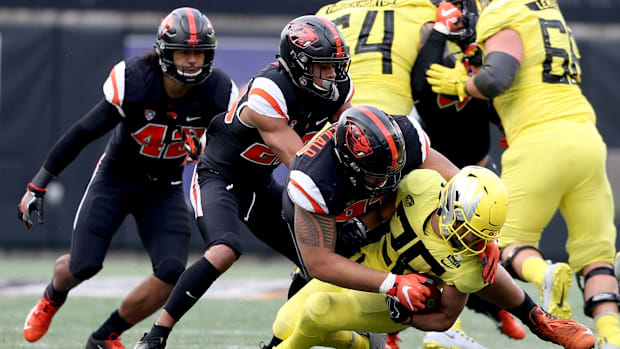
xmin=336 ymin=217 xmax=368 ymax=256
xmin=386 ymin=293 xmax=413 ymax=324
xmin=426 ymin=60 xmax=469 ymax=102
xmin=384 ymin=273 xmax=431 ymax=312
xmin=17 ymin=183 xmax=47 ymax=230
xmin=182 ymin=128 xmax=203 ymax=161
xmin=477 ymin=240 xmax=500 ymax=284
xmin=434 ymin=1 xmax=462 ymax=35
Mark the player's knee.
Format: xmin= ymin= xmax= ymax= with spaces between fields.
xmin=70 ymin=264 xmax=102 ymax=281
xmin=578 ymin=266 xmax=620 ymax=317
xmin=154 ymin=258 xmax=186 ymax=285
xmin=207 ymin=232 xmax=243 ymax=259
xmin=299 ymin=293 xmax=333 ymax=332
xmin=500 ymin=244 xmax=543 ymax=282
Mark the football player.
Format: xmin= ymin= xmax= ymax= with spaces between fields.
xmin=133 ymin=15 xmax=355 ymax=349
xmin=426 ymin=0 xmax=620 ymax=348
xmin=411 ymin=1 xmax=525 ymax=347
xmin=271 ymin=165 xmax=595 ymax=349
xmin=18 ymin=7 xmax=238 ymax=349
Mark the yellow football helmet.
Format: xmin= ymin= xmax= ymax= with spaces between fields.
xmin=438 ymin=166 xmax=507 ymax=256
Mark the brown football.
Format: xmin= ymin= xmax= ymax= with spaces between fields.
xmin=416 ymin=278 xmax=442 ymax=314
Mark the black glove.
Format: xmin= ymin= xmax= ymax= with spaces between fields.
xmin=182 ymin=127 xmax=203 ymax=161
xmin=18 ymin=183 xmax=47 ymax=230
xmin=336 ymin=217 xmax=368 ymax=257
xmin=386 ymin=293 xmax=413 ymax=324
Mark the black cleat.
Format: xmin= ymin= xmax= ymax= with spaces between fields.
xmin=133 ymin=333 xmax=166 ymax=349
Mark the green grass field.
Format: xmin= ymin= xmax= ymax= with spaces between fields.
xmin=0 ymin=251 xmax=597 ymax=349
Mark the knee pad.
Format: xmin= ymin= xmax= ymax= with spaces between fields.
xmin=575 ymin=266 xmax=620 ymax=317
xmin=501 ymin=244 xmax=544 ymax=282
xmin=154 ymin=258 xmax=186 ymax=285
xmin=70 ymin=264 xmax=102 ymax=281
xmin=300 ymin=293 xmax=333 ymax=332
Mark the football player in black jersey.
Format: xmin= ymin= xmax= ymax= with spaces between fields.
xmin=18 ymin=7 xmax=238 ymax=349
xmin=134 ymin=15 xmax=355 ymax=348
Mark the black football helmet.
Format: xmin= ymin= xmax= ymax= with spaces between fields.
xmin=155 ymin=7 xmax=216 ymax=86
xmin=278 ymin=15 xmax=351 ymax=100
xmin=432 ymin=0 xmax=478 ymax=49
xmin=333 ymin=105 xmax=406 ymax=195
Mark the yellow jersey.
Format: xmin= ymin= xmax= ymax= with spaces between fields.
xmin=316 ymin=0 xmax=436 ymax=115
xmin=355 ymin=169 xmax=486 ymax=294
xmin=476 ymin=0 xmax=595 ymax=144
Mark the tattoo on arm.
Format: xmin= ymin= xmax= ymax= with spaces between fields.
xmin=296 ymin=208 xmax=337 ymax=249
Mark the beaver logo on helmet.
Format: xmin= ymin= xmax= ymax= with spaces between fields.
xmin=345 ymin=123 xmax=373 ymax=158
xmin=289 ymin=23 xmax=320 ymax=49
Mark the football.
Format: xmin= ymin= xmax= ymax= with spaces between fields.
xmin=416 ymin=278 xmax=442 ymax=314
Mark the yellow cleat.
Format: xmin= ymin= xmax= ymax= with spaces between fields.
xmin=542 ymin=262 xmax=573 ymax=320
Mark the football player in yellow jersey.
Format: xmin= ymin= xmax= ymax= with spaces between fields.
xmin=269 ymin=166 xmax=595 ymax=349
xmin=426 ymin=0 xmax=620 ymax=348
xmin=315 ymin=0 xmax=437 ymax=116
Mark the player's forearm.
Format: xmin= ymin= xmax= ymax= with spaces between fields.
xmin=261 ymin=128 xmax=303 ymax=167
xmin=304 ymin=251 xmax=388 ymax=292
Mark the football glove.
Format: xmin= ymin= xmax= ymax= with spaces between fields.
xmin=336 ymin=217 xmax=368 ymax=257
xmin=182 ymin=128 xmax=203 ymax=161
xmin=477 ymin=240 xmax=500 ymax=284
xmin=383 ymin=273 xmax=431 ymax=312
xmin=18 ymin=183 xmax=47 ymax=230
xmin=434 ymin=1 xmax=462 ymax=35
xmin=386 ymin=293 xmax=413 ymax=324
xmin=426 ymin=60 xmax=469 ymax=102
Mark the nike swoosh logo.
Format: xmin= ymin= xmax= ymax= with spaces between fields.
xmin=315 ymin=117 xmax=328 ymax=126
xmin=441 ymin=7 xmax=458 ymax=17
xmin=24 ymin=324 xmax=31 ymax=330
xmin=185 ymin=291 xmax=198 ymax=300
xmin=402 ymin=286 xmax=415 ymax=309
xmin=557 ymin=285 xmax=565 ymax=307
xmin=186 ymin=116 xmax=202 ymax=122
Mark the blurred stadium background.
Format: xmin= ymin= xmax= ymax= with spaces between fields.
xmin=0 ymin=1 xmax=619 ymax=348
xmin=0 ymin=0 xmax=618 ymax=259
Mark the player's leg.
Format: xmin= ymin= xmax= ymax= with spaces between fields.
xmin=274 ymin=279 xmax=403 ymax=349
xmin=87 ymin=184 xmax=192 ymax=348
xmin=561 ymin=124 xmax=620 ymax=349
xmin=477 ymin=265 xmax=595 ymax=349
xmin=24 ymin=168 xmax=128 ymax=343
xmin=498 ymin=136 xmax=572 ymax=319
xmin=464 ymin=293 xmax=525 ymax=339
xmin=137 ymin=172 xmax=247 ymax=347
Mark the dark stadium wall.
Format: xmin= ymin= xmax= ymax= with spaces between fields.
xmin=1 ymin=20 xmax=619 ymax=260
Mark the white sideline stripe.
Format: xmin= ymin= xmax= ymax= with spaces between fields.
xmin=0 ymin=277 xmax=289 ymax=300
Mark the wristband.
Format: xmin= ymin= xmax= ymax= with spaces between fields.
xmin=379 ymin=272 xmax=396 ymax=294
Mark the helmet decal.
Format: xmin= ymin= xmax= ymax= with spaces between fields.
xmin=289 ymin=23 xmax=320 ymax=49
xmin=357 ymin=106 xmax=399 ymax=170
xmin=183 ymin=7 xmax=199 ymax=45
xmin=316 ymin=16 xmax=345 ymax=57
xmin=346 ymin=122 xmax=373 ymax=158
xmin=158 ymin=14 xmax=176 ymax=38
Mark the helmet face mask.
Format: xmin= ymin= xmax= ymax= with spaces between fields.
xmin=438 ymin=166 xmax=507 ymax=256
xmin=333 ymin=105 xmax=406 ymax=196
xmin=155 ymin=7 xmax=217 ymax=86
xmin=279 ymin=15 xmax=351 ymax=100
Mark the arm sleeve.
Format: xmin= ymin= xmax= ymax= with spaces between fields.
xmin=411 ymin=30 xmax=449 ymax=98
xmin=41 ymin=98 xmax=123 ymax=176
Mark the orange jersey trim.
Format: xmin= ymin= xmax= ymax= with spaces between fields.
xmin=290 ymin=178 xmax=326 ymax=215
xmin=250 ymin=88 xmax=288 ymax=120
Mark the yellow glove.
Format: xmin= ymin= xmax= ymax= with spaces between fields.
xmin=426 ymin=60 xmax=469 ymax=102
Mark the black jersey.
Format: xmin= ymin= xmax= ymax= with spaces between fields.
xmin=411 ymin=32 xmax=500 ymax=168
xmin=197 ymin=60 xmax=354 ymax=186
xmin=286 ymin=114 xmax=429 ymax=223
xmin=102 ymin=52 xmax=237 ymax=182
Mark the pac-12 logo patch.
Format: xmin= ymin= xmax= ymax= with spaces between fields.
xmin=144 ymin=109 xmax=156 ymax=121
xmin=289 ymin=23 xmax=319 ymax=49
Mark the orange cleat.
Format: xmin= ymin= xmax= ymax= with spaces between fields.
xmin=86 ymin=333 xmax=126 ymax=349
xmin=23 ymin=297 xmax=61 ymax=342
xmin=385 ymin=332 xmax=402 ymax=349
xmin=496 ymin=309 xmax=526 ymax=339
xmin=528 ymin=306 xmax=595 ymax=349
